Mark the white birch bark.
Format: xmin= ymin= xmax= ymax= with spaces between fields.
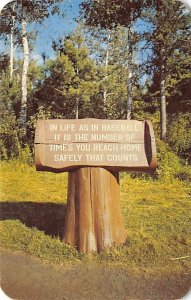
xmin=160 ymin=54 xmax=167 ymax=141
xmin=20 ymin=9 xmax=29 ymax=130
xmin=126 ymin=25 xmax=133 ymax=120
xmin=75 ymin=66 xmax=79 ymax=119
xmin=9 ymin=3 xmax=15 ymax=81
xmin=76 ymin=97 xmax=79 ymax=119
xmin=10 ymin=22 xmax=14 ymax=80
xmin=103 ymin=33 xmax=110 ymax=105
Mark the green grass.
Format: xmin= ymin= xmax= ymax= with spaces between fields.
xmin=0 ymin=160 xmax=191 ymax=276
xmin=0 ymin=160 xmax=68 ymax=203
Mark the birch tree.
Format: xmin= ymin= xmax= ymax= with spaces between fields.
xmin=9 ymin=3 xmax=15 ymax=81
xmin=1 ymin=0 xmax=66 ymax=137
xmin=20 ymin=4 xmax=29 ymax=130
xmin=81 ymin=0 xmax=151 ymax=119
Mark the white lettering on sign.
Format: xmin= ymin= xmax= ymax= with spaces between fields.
xmin=74 ymin=134 xmax=88 ymax=141
xmin=54 ymin=154 xmax=82 ymax=162
xmin=126 ymin=134 xmax=135 ymax=141
xmin=101 ymin=124 xmax=141 ymax=131
xmin=79 ymin=124 xmax=89 ymax=131
xmin=49 ymin=144 xmax=73 ymax=151
xmin=76 ymin=144 xmax=91 ymax=151
xmin=47 ymin=121 xmax=144 ymax=165
xmin=107 ymin=154 xmax=138 ymax=162
xmin=59 ymin=124 xmax=76 ymax=131
xmin=50 ymin=124 xmax=57 ymax=131
xmin=35 ymin=119 xmax=155 ymax=171
xmin=93 ymin=144 xmax=119 ymax=151
xmin=91 ymin=124 xmax=99 ymax=131
xmin=86 ymin=154 xmax=103 ymax=162
xmin=120 ymin=144 xmax=142 ymax=151
xmin=54 ymin=134 xmax=60 ymax=141
xmin=91 ymin=133 xmax=123 ymax=141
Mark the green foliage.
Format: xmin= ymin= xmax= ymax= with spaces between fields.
xmin=0 ymin=0 xmax=66 ymax=33
xmin=27 ymin=105 xmax=53 ymax=152
xmin=34 ymin=32 xmax=98 ymax=119
xmin=156 ymin=139 xmax=182 ymax=180
xmin=81 ymin=0 xmax=151 ymax=28
xmin=28 ymin=105 xmax=53 ymax=128
xmin=0 ymin=58 xmax=49 ymax=159
xmin=175 ymin=165 xmax=191 ymax=182
xmin=144 ymin=0 xmax=191 ymax=119
xmin=17 ymin=146 xmax=34 ymax=165
xmin=130 ymin=134 xmax=190 ymax=181
xmin=0 ymin=103 xmax=33 ymax=162
xmin=0 ymin=68 xmax=21 ymax=118
xmin=168 ymin=113 xmax=191 ymax=162
xmin=0 ymin=110 xmax=21 ymax=159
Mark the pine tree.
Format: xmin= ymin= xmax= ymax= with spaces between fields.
xmin=144 ymin=0 xmax=191 ymax=141
xmin=34 ymin=32 xmax=98 ymax=119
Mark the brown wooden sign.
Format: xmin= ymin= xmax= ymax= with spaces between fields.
xmin=34 ymin=118 xmax=157 ymax=173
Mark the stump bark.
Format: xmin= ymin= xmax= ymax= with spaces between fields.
xmin=63 ymin=167 xmax=126 ymax=253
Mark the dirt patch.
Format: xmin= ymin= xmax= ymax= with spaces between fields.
xmin=1 ymin=249 xmax=190 ymax=300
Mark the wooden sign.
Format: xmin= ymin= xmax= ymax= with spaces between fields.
xmin=34 ymin=118 xmax=157 ymax=253
xmin=35 ymin=118 xmax=157 ymax=172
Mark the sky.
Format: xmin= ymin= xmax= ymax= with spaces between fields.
xmin=0 ymin=0 xmax=83 ymax=64
xmin=31 ymin=0 xmax=82 ymax=63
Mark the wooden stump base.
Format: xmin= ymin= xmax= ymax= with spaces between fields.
xmin=63 ymin=167 xmax=126 ymax=253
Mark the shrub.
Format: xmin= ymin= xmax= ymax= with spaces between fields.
xmin=0 ymin=110 xmax=21 ymax=159
xmin=156 ymin=139 xmax=181 ymax=180
xmin=27 ymin=105 xmax=53 ymax=151
xmin=175 ymin=164 xmax=191 ymax=182
xmin=17 ymin=145 xmax=34 ymax=165
xmin=167 ymin=113 xmax=191 ymax=162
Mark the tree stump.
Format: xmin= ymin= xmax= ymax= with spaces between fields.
xmin=63 ymin=167 xmax=126 ymax=253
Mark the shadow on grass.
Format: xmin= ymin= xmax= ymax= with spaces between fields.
xmin=0 ymin=202 xmax=67 ymax=239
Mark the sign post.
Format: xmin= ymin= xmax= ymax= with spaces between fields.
xmin=35 ymin=119 xmax=157 ymax=253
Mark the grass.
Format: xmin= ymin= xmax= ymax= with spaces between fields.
xmin=0 ymin=160 xmax=68 ymax=203
xmin=0 ymin=160 xmax=191 ymax=276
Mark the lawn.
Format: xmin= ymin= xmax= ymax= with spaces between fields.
xmin=0 ymin=160 xmax=191 ymax=276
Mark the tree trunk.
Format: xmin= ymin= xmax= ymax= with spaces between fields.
xmin=63 ymin=167 xmax=126 ymax=253
xmin=10 ymin=11 xmax=15 ymax=82
xmin=126 ymin=25 xmax=133 ymax=120
xmin=160 ymin=57 xmax=167 ymax=141
xmin=75 ymin=65 xmax=79 ymax=119
xmin=103 ymin=47 xmax=109 ymax=106
xmin=103 ymin=32 xmax=111 ymax=110
xmin=75 ymin=97 xmax=79 ymax=119
xmin=20 ymin=11 xmax=29 ymax=132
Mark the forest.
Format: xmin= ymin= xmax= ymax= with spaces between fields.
xmin=0 ymin=3 xmax=191 ymax=298
xmin=0 ymin=0 xmax=190 ymax=168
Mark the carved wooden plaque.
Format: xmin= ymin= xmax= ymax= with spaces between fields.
xmin=34 ymin=118 xmax=157 ymax=172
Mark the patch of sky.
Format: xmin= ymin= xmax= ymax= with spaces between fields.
xmin=31 ymin=0 xmax=82 ymax=64
xmin=135 ymin=18 xmax=153 ymax=35
xmin=133 ymin=18 xmax=153 ymax=84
